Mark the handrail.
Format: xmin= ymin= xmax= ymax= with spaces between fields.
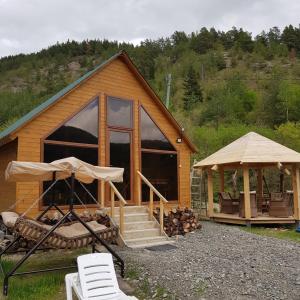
xmin=108 ymin=181 xmax=127 ymax=206
xmin=137 ymin=171 xmax=168 ymax=203
xmin=108 ymin=181 xmax=127 ymax=236
xmin=137 ymin=170 xmax=168 ymax=235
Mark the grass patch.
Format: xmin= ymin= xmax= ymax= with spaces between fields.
xmin=125 ymin=261 xmax=176 ymax=299
xmin=242 ymin=225 xmax=300 ymax=243
xmin=0 ymin=248 xmax=90 ymax=300
xmin=125 ymin=264 xmax=140 ymax=281
xmin=193 ymin=280 xmax=207 ymax=297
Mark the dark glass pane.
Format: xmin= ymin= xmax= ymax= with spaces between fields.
xmin=47 ymin=98 xmax=98 ymax=144
xmin=43 ymin=144 xmax=98 ymax=205
xmin=141 ymin=107 xmax=175 ymax=151
xmin=141 ymin=152 xmax=177 ymax=201
xmin=109 ymin=131 xmax=131 ymax=200
xmin=107 ymin=97 xmax=132 ymax=128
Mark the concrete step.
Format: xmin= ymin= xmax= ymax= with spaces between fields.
xmin=114 ymin=206 xmax=148 ymax=215
xmin=113 ymin=213 xmax=149 ymax=223
xmin=125 ymin=236 xmax=174 ymax=249
xmin=124 ymin=221 xmax=158 ymax=231
xmin=123 ymin=228 xmax=161 ymax=239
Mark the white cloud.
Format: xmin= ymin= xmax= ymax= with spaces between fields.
xmin=0 ymin=0 xmax=299 ymax=57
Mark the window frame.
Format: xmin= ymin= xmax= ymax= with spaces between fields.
xmin=40 ymin=95 xmax=101 ymax=210
xmin=139 ymin=104 xmax=179 ymax=202
xmin=105 ymin=95 xmax=135 ymax=203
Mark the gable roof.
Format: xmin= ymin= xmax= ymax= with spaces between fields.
xmin=194 ymin=131 xmax=300 ymax=167
xmin=0 ymin=51 xmax=197 ymax=152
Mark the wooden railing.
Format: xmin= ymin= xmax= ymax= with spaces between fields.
xmin=137 ymin=171 xmax=168 ymax=235
xmin=108 ymin=181 xmax=127 ymax=236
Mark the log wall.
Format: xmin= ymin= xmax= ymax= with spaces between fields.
xmin=0 ymin=140 xmax=17 ymax=211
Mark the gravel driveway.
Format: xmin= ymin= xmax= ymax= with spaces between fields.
xmin=120 ymin=221 xmax=300 ymax=300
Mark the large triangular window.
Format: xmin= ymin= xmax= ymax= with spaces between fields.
xmin=141 ymin=107 xmax=175 ymax=151
xmin=47 ymin=98 xmax=98 ymax=144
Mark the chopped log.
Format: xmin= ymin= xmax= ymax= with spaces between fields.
xmin=154 ymin=207 xmax=201 ymax=237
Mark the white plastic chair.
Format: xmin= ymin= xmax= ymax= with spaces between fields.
xmin=65 ymin=253 xmax=138 ymax=300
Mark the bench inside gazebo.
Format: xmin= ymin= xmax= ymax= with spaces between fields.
xmin=194 ymin=132 xmax=300 ymax=226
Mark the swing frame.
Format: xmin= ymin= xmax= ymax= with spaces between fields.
xmin=0 ymin=172 xmax=124 ymax=296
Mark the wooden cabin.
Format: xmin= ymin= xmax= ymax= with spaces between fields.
xmin=0 ymin=51 xmax=196 ymax=221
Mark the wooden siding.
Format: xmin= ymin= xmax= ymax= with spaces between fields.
xmin=0 ymin=140 xmax=17 ymax=211
xmin=10 ymin=57 xmax=192 ymax=217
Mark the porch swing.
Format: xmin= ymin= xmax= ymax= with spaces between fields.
xmin=0 ymin=157 xmax=125 ymax=296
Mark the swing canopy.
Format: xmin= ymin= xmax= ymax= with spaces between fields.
xmin=5 ymin=157 xmax=124 ymax=184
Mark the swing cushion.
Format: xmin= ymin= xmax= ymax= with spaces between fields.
xmin=1 ymin=211 xmax=19 ymax=228
xmin=14 ymin=218 xmax=118 ymax=249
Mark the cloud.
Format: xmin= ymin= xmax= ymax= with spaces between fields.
xmin=0 ymin=0 xmax=299 ymax=57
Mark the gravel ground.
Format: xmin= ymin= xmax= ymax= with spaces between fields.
xmin=120 ymin=221 xmax=300 ymax=300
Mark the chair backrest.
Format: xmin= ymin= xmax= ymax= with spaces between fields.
xmin=77 ymin=253 xmax=121 ymax=299
xmin=219 ymin=192 xmax=231 ymax=200
xmin=270 ymin=192 xmax=283 ymax=202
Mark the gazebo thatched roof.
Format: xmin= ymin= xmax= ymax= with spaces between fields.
xmin=194 ymin=132 xmax=300 ymax=168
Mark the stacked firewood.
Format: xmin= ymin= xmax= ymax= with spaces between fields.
xmin=41 ymin=210 xmax=111 ymax=227
xmin=154 ymin=207 xmax=201 ymax=237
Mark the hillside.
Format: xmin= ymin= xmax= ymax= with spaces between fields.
xmin=1 ymin=25 xmax=300 ymax=159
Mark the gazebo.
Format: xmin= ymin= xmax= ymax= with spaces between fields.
xmin=194 ymin=132 xmax=300 ymax=226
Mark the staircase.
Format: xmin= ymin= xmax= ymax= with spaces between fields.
xmin=112 ymin=206 xmax=172 ymax=248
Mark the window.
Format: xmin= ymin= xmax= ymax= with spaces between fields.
xmin=109 ymin=131 xmax=131 ymax=200
xmin=47 ymin=98 xmax=98 ymax=144
xmin=140 ymin=106 xmax=178 ymax=202
xmin=107 ymin=96 xmax=133 ymax=200
xmin=141 ymin=107 xmax=175 ymax=151
xmin=107 ymin=97 xmax=132 ymax=129
xmin=43 ymin=144 xmax=98 ymax=205
xmin=141 ymin=152 xmax=178 ymax=201
xmin=43 ymin=97 xmax=99 ymax=206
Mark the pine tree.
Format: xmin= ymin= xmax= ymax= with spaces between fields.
xmin=183 ymin=66 xmax=203 ymax=111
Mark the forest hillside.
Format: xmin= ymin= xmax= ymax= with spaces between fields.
xmin=1 ymin=25 xmax=300 ymax=160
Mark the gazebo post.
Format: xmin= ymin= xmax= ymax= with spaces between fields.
xmin=243 ymin=166 xmax=251 ymax=220
xmin=292 ymin=165 xmax=300 ymax=225
xmin=207 ymin=169 xmax=214 ymax=217
xmin=219 ymin=166 xmax=225 ymax=192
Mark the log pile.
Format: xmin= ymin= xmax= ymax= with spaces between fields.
xmin=41 ymin=210 xmax=111 ymax=227
xmin=154 ymin=207 xmax=201 ymax=237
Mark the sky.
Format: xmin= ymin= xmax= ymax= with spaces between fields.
xmin=0 ymin=0 xmax=299 ymax=58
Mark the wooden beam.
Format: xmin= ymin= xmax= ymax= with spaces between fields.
xmin=137 ymin=175 xmax=142 ymax=206
xmin=207 ymin=169 xmax=214 ymax=217
xmin=110 ymin=190 xmax=115 ymax=218
xmin=292 ymin=166 xmax=300 ymax=221
xmin=243 ymin=167 xmax=251 ymax=219
xmin=149 ymin=189 xmax=154 ymax=220
xmin=100 ymin=180 xmax=105 ymax=208
xmin=219 ymin=167 xmax=225 ymax=192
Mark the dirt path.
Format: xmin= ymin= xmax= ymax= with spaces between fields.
xmin=120 ymin=221 xmax=300 ymax=300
